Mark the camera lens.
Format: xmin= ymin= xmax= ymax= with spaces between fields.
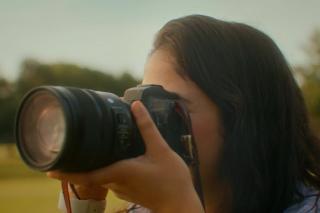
xmin=18 ymin=91 xmax=66 ymax=167
xmin=16 ymin=86 xmax=134 ymax=172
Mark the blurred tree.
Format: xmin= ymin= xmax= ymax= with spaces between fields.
xmin=16 ymin=59 xmax=141 ymax=96
xmin=0 ymin=77 xmax=13 ymax=99
xmin=295 ymin=29 xmax=320 ymax=135
xmin=0 ymin=59 xmax=141 ymax=143
xmin=0 ymin=77 xmax=17 ymax=143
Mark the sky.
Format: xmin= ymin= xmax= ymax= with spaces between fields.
xmin=0 ymin=0 xmax=320 ymax=80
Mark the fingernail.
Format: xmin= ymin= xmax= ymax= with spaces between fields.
xmin=47 ymin=171 xmax=59 ymax=178
xmin=131 ymin=101 xmax=142 ymax=114
xmin=47 ymin=172 xmax=55 ymax=178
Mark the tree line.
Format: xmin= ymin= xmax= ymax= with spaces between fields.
xmin=0 ymin=59 xmax=141 ymax=143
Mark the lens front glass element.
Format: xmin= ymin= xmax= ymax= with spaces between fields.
xmin=19 ymin=91 xmax=66 ymax=167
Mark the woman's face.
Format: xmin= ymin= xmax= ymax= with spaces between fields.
xmin=142 ymin=50 xmax=224 ymax=183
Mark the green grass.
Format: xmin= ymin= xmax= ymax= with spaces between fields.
xmin=0 ymin=144 xmax=128 ymax=213
xmin=0 ymin=177 xmax=60 ymax=213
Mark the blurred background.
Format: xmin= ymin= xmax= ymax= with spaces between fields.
xmin=0 ymin=0 xmax=319 ymax=212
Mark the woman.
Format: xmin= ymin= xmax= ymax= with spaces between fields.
xmin=48 ymin=15 xmax=320 ymax=213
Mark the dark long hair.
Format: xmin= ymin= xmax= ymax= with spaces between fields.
xmin=152 ymin=15 xmax=320 ymax=212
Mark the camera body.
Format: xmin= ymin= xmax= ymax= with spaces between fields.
xmin=16 ymin=84 xmax=192 ymax=172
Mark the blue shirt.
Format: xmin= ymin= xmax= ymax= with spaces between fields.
xmin=284 ymin=184 xmax=320 ymax=213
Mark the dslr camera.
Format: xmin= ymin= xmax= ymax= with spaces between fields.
xmin=15 ymin=85 xmax=194 ymax=172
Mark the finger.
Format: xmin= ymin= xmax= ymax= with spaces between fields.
xmin=131 ymin=101 xmax=170 ymax=154
xmin=72 ymin=185 xmax=107 ymax=200
xmin=103 ymin=183 xmax=132 ymax=201
xmin=47 ymin=160 xmax=137 ymax=185
xmin=104 ymin=183 xmax=121 ymax=191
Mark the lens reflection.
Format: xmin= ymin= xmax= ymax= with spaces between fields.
xmin=37 ymin=104 xmax=65 ymax=154
xmin=20 ymin=91 xmax=66 ymax=166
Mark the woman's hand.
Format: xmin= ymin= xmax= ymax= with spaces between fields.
xmin=69 ymin=184 xmax=107 ymax=201
xmin=47 ymin=101 xmax=204 ymax=213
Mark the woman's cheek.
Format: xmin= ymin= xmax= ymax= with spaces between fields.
xmin=190 ymin=113 xmax=223 ymax=175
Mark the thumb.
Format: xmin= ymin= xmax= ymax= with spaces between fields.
xmin=131 ymin=101 xmax=170 ymax=155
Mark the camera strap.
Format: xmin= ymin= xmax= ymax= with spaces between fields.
xmin=61 ymin=180 xmax=72 ymax=213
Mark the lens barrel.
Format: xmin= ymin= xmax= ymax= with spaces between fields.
xmin=16 ymin=85 xmax=189 ymax=172
xmin=16 ymin=86 xmax=131 ymax=172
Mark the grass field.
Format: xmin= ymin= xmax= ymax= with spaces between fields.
xmin=0 ymin=144 xmax=127 ymax=213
